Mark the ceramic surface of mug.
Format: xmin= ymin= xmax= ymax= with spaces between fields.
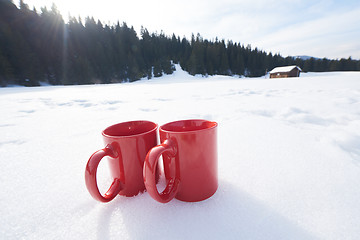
xmin=144 ymin=119 xmax=218 ymax=203
xmin=85 ymin=120 xmax=158 ymax=202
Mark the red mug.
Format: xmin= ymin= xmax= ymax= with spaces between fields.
xmin=85 ymin=120 xmax=158 ymax=202
xmin=144 ymin=119 xmax=218 ymax=203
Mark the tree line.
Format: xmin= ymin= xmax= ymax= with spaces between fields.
xmin=1 ymin=0 xmax=360 ymax=87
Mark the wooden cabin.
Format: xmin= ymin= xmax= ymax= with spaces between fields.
xmin=269 ymin=65 xmax=302 ymax=78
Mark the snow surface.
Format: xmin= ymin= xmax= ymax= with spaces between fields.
xmin=1 ymin=66 xmax=360 ymax=239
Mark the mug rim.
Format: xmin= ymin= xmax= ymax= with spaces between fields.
xmin=102 ymin=120 xmax=158 ymax=138
xmin=159 ymin=119 xmax=217 ymax=134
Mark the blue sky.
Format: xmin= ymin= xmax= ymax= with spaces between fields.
xmin=23 ymin=0 xmax=360 ymax=59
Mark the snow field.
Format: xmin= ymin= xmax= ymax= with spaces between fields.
xmin=1 ymin=66 xmax=360 ymax=239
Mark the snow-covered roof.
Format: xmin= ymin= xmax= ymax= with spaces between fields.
xmin=269 ymin=65 xmax=302 ymax=74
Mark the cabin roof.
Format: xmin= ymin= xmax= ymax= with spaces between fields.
xmin=269 ymin=65 xmax=302 ymax=74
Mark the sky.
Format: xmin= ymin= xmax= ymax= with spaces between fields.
xmin=20 ymin=0 xmax=360 ymax=60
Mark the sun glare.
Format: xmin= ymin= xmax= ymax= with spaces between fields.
xmin=23 ymin=0 xmax=153 ymax=26
xmin=22 ymin=0 xmax=88 ymax=22
xmin=50 ymin=1 xmax=87 ymax=22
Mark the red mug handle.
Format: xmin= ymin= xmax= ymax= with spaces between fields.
xmin=143 ymin=139 xmax=180 ymax=203
xmin=85 ymin=145 xmax=122 ymax=202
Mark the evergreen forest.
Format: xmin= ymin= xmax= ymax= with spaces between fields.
xmin=1 ymin=0 xmax=360 ymax=87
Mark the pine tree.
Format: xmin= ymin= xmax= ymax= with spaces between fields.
xmin=218 ymin=40 xmax=229 ymax=75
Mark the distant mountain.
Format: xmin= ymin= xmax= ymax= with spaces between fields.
xmin=293 ymin=55 xmax=320 ymax=60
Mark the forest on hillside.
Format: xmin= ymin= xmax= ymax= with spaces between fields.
xmin=1 ymin=0 xmax=360 ymax=87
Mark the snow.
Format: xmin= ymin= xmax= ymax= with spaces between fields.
xmin=269 ymin=65 xmax=302 ymax=73
xmin=1 ymin=65 xmax=360 ymax=239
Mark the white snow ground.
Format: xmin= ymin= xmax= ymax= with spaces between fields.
xmin=1 ymin=66 xmax=360 ymax=239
